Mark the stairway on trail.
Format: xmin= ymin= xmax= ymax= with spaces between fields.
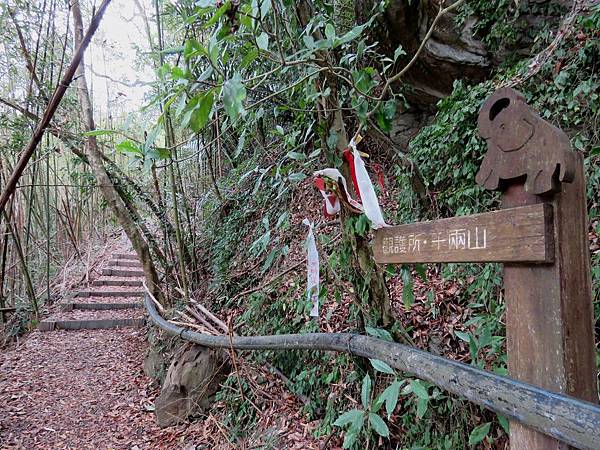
xmin=39 ymin=253 xmax=146 ymax=332
xmin=0 ymin=248 xmax=168 ymax=448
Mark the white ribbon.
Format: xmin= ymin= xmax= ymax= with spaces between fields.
xmin=302 ymin=219 xmax=319 ymax=317
xmin=350 ymin=139 xmax=388 ymax=229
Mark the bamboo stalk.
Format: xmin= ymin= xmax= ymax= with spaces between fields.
xmin=2 ymin=210 xmax=38 ymax=317
xmin=0 ymin=0 xmax=112 ymax=214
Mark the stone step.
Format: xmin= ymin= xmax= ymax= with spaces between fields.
xmin=60 ymin=302 xmax=143 ymax=311
xmin=76 ymin=290 xmax=143 ymax=298
xmin=38 ymin=318 xmax=145 ymax=331
xmin=102 ymin=268 xmax=144 ymax=277
xmin=91 ymin=279 xmax=143 ymax=287
xmin=113 ymin=253 xmax=138 ymax=260
xmin=108 ymin=260 xmax=143 ymax=268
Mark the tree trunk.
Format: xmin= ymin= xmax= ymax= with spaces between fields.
xmin=296 ymin=0 xmax=393 ymax=327
xmin=71 ymin=0 xmax=163 ymax=304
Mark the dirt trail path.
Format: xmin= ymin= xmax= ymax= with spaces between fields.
xmin=0 ymin=243 xmax=168 ymax=449
xmin=0 ymin=328 xmax=160 ymax=449
xmin=0 ymin=238 xmax=324 ymax=449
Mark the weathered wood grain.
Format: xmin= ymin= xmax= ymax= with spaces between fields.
xmin=502 ymin=153 xmax=597 ymax=450
xmin=76 ymin=290 xmax=143 ymax=298
xmin=474 ymin=87 xmax=576 ymax=195
xmin=38 ymin=318 xmax=144 ymax=331
xmin=373 ymin=204 xmax=553 ymax=264
xmin=91 ymin=279 xmax=143 ymax=287
xmin=60 ymin=302 xmax=143 ymax=311
xmin=102 ymin=268 xmax=144 ymax=277
xmin=108 ymin=260 xmax=143 ymax=268
xmin=112 ymin=253 xmax=138 ymax=260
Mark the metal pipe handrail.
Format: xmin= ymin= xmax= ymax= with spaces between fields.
xmin=144 ymin=292 xmax=600 ymax=449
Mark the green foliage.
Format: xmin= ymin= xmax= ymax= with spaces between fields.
xmin=183 ymin=91 xmax=215 ymax=132
xmin=222 ymin=74 xmax=246 ymax=122
xmin=149 ymin=2 xmax=599 ymax=448
xmin=457 ymin=1 xmax=567 ymax=52
xmin=468 ymin=422 xmax=491 ymax=446
xmin=379 ymin=7 xmax=600 ymax=448
xmin=333 ymin=371 xmax=394 ymax=449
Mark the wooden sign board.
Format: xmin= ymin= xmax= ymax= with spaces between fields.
xmin=373 ymin=203 xmax=553 ymax=264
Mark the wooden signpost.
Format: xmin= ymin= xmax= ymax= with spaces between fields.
xmin=374 ymin=87 xmax=597 ymax=450
xmin=374 ymin=203 xmax=554 ymax=264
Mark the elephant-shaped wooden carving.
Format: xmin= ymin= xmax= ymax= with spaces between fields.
xmin=475 ymin=87 xmax=576 ymax=195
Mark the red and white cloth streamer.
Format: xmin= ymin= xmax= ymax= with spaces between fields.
xmin=313 ymin=177 xmax=340 ymax=218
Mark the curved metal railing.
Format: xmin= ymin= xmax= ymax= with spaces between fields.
xmin=144 ymin=290 xmax=600 ymax=449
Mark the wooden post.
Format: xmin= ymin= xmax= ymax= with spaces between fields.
xmin=371 ymin=87 xmax=596 ymax=449
xmin=476 ymin=88 xmax=597 ymax=449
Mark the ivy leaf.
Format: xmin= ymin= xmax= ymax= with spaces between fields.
xmin=333 ymin=409 xmax=364 ymax=427
xmin=190 ymin=91 xmax=214 ymax=132
xmin=468 ymin=422 xmax=491 ymax=445
xmin=365 ymin=326 xmax=394 ymax=342
xmin=368 ymin=413 xmax=389 ymax=437
xmin=116 ymin=140 xmax=142 ymax=156
xmin=375 ymin=99 xmax=396 ymax=132
xmin=411 ymin=379 xmax=429 ymax=400
xmin=325 ymin=23 xmax=336 ymax=41
xmin=384 ymin=99 xmax=396 ymax=122
xmin=416 ymin=397 xmax=429 ymax=418
xmin=393 ymin=45 xmax=406 ymax=61
xmin=84 ymin=129 xmax=116 ymax=136
xmin=369 ymin=359 xmax=395 ymax=375
xmin=353 ymin=67 xmax=377 ymax=93
xmin=223 ymin=74 xmax=246 ymax=121
xmin=256 ymin=32 xmax=269 ymax=50
xmin=361 ymin=374 xmax=372 ymax=409
xmin=352 ymin=96 xmax=369 ymax=123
